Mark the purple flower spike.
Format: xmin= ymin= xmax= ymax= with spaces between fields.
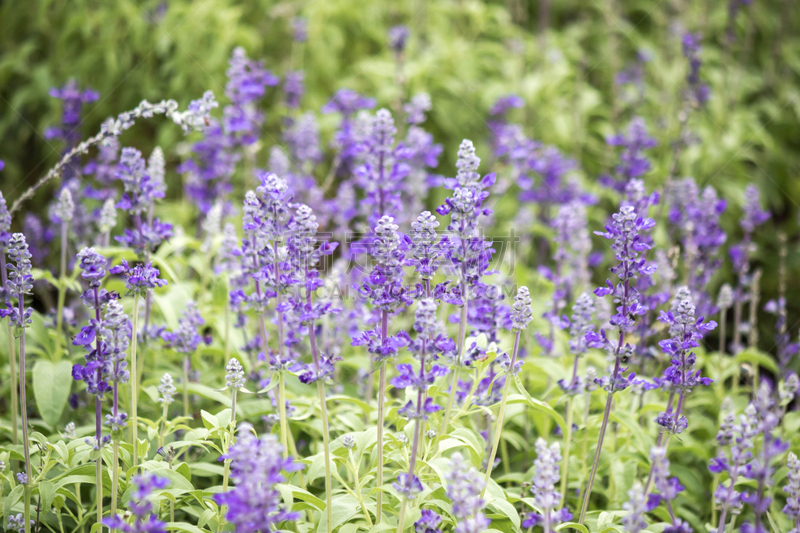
xmin=388 ymin=25 xmax=410 ymax=53
xmin=602 ymin=117 xmax=656 ymax=192
xmin=446 ymin=452 xmax=490 ymax=533
xmin=623 ymin=482 xmax=648 ymax=533
xmin=525 ymin=439 xmax=572 ymax=530
xmin=104 ymin=472 xmax=169 ymax=533
xmin=162 ymin=301 xmax=204 ymax=354
xmin=1 ymin=234 xmax=34 ymax=329
xmin=654 ymin=290 xmax=716 ymax=434
xmin=45 ymin=79 xmax=99 ymax=150
xmin=110 ymin=259 xmax=167 ymax=295
xmin=682 ymin=33 xmax=710 ymax=107
xmin=214 ymin=423 xmax=302 ymax=531
xmin=783 ymin=452 xmax=800 ymax=533
xmin=415 ymin=509 xmax=443 ymax=533
xmin=589 ymin=204 xmax=656 ymax=392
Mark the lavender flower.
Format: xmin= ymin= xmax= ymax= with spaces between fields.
xmin=284 ymin=112 xmax=322 ymax=167
xmin=356 ymin=109 xmax=409 ymax=225
xmin=558 ymin=293 xmax=596 ymax=395
xmin=710 ymin=405 xmax=758 ymax=529
xmin=353 ymin=216 xmax=410 ymax=362
xmin=292 ymin=17 xmax=308 ymax=42
xmin=666 ymin=178 xmax=727 ymax=314
xmin=682 ymin=33 xmax=710 ymax=107
xmin=116 ymin=147 xmax=162 ymax=215
xmin=655 ymin=292 xmax=716 ymax=434
xmin=588 ymin=205 xmax=656 ymax=393
xmin=523 ymin=439 xmax=572 ymax=532
xmin=44 ymin=79 xmax=99 ymax=151
xmin=622 ymin=482 xmax=648 ymax=533
xmin=601 ymin=117 xmax=656 ymax=192
xmin=285 ymin=204 xmax=339 ymax=384
xmin=98 ymin=198 xmax=117 ymax=237
xmin=162 ymin=301 xmax=204 ymax=353
xmin=648 ymin=447 xmax=693 ymax=533
xmin=0 ymin=192 xmax=10 ymax=252
xmin=730 ymin=185 xmax=769 ymax=352
xmin=110 ymin=260 xmax=167 ymax=295
xmin=71 ymin=248 xmax=113 ymax=398
xmin=1 ymin=234 xmax=34 ymax=329
xmin=580 ymin=204 xmax=656 ymax=522
xmin=53 ymin=188 xmax=75 ymax=224
xmin=437 ymin=140 xmax=496 ymax=307
xmin=158 ymin=373 xmax=177 ymax=404
xmin=104 ymin=473 xmax=169 ymax=533
xmin=537 ymin=201 xmax=591 ymax=354
xmin=224 ymin=47 xmax=278 ymax=144
xmin=404 ymin=93 xmax=432 ymax=125
xmin=415 ymin=509 xmax=443 ymax=533
xmin=741 ymin=383 xmax=788 ymax=533
xmin=103 ymin=298 xmax=131 ymax=432
xmin=446 ymin=452 xmax=490 ymax=533
xmin=214 ymin=423 xmax=302 ymax=531
xmin=407 ymin=211 xmax=443 ymax=285
xmin=616 ymin=51 xmax=650 ymax=107
xmin=784 ymin=452 xmax=800 ymax=533
xmin=283 ymin=71 xmax=305 ymax=108
xmin=147 ymin=146 xmax=167 ymax=201
xmin=225 ymin=358 xmax=246 ymax=390
xmin=7 ymin=514 xmax=34 ymax=533
xmin=388 ymin=25 xmax=410 ymax=53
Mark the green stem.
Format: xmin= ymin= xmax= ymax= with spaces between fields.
xmin=96 ymin=436 xmax=103 ymax=531
xmin=560 ymin=397 xmax=574 ymax=507
xmin=220 ymin=389 xmax=238 ymax=526
xmin=182 ymin=355 xmax=189 ymax=419
xmin=396 ymin=498 xmax=408 ymax=533
xmin=350 ymin=450 xmax=373 ymax=527
xmin=304 ymin=280 xmax=332 ymax=533
xmin=273 ymin=239 xmax=290 ymax=456
xmin=375 ymin=361 xmax=387 ymax=523
xmin=131 ymin=297 xmax=140 ymax=468
xmin=24 ymin=485 xmax=31 ymax=533
xmin=19 ymin=316 xmax=32 ymax=533
xmin=317 ymin=381 xmax=333 ymax=533
xmin=439 ymin=301 xmax=468 ymax=436
xmin=224 ymin=290 xmax=231 ymax=361
xmin=375 ymin=309 xmax=390 ymax=523
xmin=481 ymin=330 xmax=521 ymax=498
xmin=279 ymin=371 xmax=289 ymax=456
xmin=8 ymin=323 xmax=18 ymax=448
xmin=579 ymin=392 xmax=614 ymax=524
xmin=111 ymin=442 xmax=119 ymax=521
xmin=54 ymin=222 xmax=68 ymax=359
xmin=158 ymin=403 xmax=167 ymax=449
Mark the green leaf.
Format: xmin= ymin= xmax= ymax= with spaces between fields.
xmin=735 ymin=349 xmax=778 ymax=374
xmin=513 ymin=375 xmax=566 ymax=430
xmin=38 ymin=480 xmax=55 ymax=514
xmin=4 ymin=484 xmax=24 ymax=524
xmin=32 ymin=360 xmax=73 ymax=428
xmin=556 ymin=523 xmax=590 ymax=533
xmin=166 ymin=522 xmax=212 ymax=533
xmin=314 ymin=494 xmax=361 ymax=533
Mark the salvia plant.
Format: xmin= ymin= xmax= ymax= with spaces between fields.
xmin=1 ymin=12 xmax=800 ymax=533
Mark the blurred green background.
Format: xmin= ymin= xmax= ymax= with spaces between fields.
xmin=0 ymin=0 xmax=799 ymax=340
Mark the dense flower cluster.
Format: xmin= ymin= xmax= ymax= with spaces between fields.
xmin=654 ymin=291 xmax=716 ymax=434
xmin=104 ymin=473 xmax=169 ymax=533
xmin=522 ymin=439 xmax=572 ymax=530
xmin=446 ymin=452 xmax=490 ymax=533
xmin=214 ymin=423 xmax=302 ymax=530
xmin=588 ymin=204 xmax=656 ymax=392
